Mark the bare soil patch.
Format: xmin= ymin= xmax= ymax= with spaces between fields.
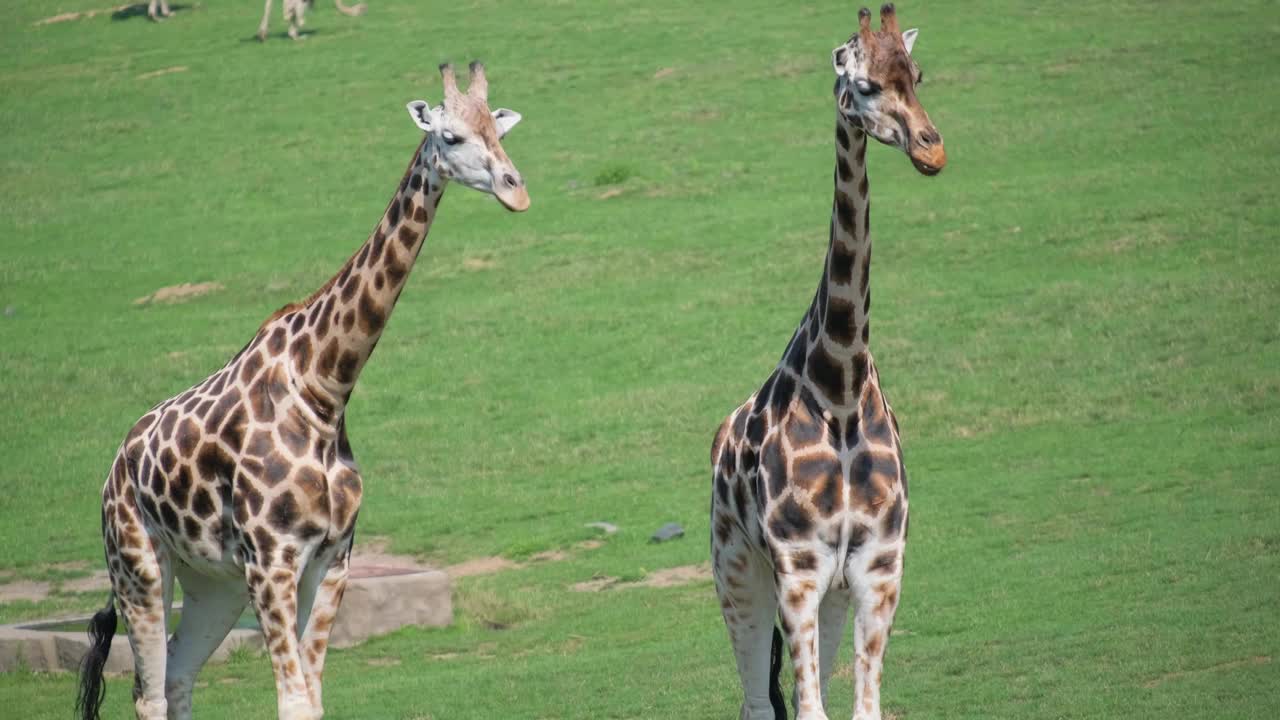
xmin=61 ymin=569 xmax=111 ymax=594
xmin=349 ymin=537 xmax=436 ymax=579
xmin=571 ymin=564 xmax=712 ymax=592
xmin=530 ymin=550 xmax=569 ymax=563
xmin=635 ymin=563 xmax=711 ymax=588
xmin=0 ymin=580 xmax=51 ymax=603
xmin=138 ymin=66 xmax=188 ymax=80
xmin=134 ymin=282 xmax=224 ymax=306
xmin=34 ymin=4 xmax=131 ymax=25
xmin=446 ymin=556 xmax=521 ymax=578
xmin=571 ymin=576 xmax=620 ymax=593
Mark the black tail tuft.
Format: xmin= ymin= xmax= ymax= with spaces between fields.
xmin=768 ymin=625 xmax=787 ymax=720
xmin=75 ymin=594 xmax=117 ymax=720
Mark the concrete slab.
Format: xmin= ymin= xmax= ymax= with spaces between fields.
xmin=0 ymin=566 xmax=452 ymax=673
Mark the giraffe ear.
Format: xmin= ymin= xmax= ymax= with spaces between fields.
xmin=831 ymin=45 xmax=850 ymax=77
xmin=406 ymin=100 xmax=434 ymax=133
xmin=902 ymin=28 xmax=919 ymax=55
xmin=492 ymin=108 xmax=522 ymax=138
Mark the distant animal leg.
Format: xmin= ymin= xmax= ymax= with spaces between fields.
xmin=257 ymin=0 xmax=273 ymax=41
xmin=334 ymin=0 xmax=366 ymax=17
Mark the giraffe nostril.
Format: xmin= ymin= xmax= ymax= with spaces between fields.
xmin=918 ymin=129 xmax=941 ymax=147
xmin=502 ymin=173 xmax=518 ymax=188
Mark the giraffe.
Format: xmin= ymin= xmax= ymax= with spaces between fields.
xmin=75 ymin=62 xmax=528 ymax=720
xmin=709 ymin=6 xmax=945 ymax=720
xmin=256 ymin=0 xmax=368 ymax=42
xmin=141 ymin=0 xmax=366 ymax=37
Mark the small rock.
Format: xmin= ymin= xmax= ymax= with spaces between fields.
xmin=585 ymin=522 xmax=618 ymax=536
xmin=2 ymin=305 xmax=14 ymax=317
xmin=650 ymin=523 xmax=684 ymax=543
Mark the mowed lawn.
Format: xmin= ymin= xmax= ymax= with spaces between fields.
xmin=1 ymin=0 xmax=1278 ymax=718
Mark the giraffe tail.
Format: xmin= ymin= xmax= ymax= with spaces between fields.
xmin=769 ymin=625 xmax=787 ymax=719
xmin=75 ymin=593 xmax=117 ymax=720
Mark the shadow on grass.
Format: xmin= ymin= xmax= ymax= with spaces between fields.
xmin=238 ymin=30 xmax=319 ymax=43
xmin=111 ymin=4 xmax=192 ymax=21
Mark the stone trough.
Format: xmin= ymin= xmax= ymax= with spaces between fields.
xmin=0 ymin=563 xmax=451 ymax=673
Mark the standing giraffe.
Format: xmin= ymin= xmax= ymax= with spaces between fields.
xmin=256 ymin=0 xmax=368 ymax=42
xmin=75 ymin=62 xmax=528 ymax=720
xmin=710 ymin=6 xmax=945 ymax=720
xmin=140 ymin=0 xmax=367 ymax=34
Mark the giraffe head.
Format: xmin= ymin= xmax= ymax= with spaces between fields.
xmin=406 ymin=62 xmax=530 ymax=211
xmin=831 ymin=4 xmax=946 ymax=176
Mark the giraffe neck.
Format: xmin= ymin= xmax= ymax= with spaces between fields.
xmin=274 ymin=138 xmax=447 ymax=425
xmin=817 ymin=117 xmax=872 ymax=357
xmin=779 ymin=115 xmax=873 ymax=409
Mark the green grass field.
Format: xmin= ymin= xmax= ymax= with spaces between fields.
xmin=2 ymin=0 xmax=1278 ymax=717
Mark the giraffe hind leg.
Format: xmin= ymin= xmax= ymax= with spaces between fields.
xmin=164 ymin=566 xmax=248 ymax=720
xmin=713 ymin=496 xmax=783 ymax=720
xmin=246 ymin=559 xmax=320 ymax=720
xmin=295 ymin=541 xmax=352 ymax=715
xmin=846 ymin=544 xmax=904 ymax=720
xmin=815 ymin=587 xmax=851 ymax=711
xmin=104 ymin=497 xmax=173 ymax=719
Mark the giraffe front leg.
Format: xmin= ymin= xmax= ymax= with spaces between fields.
xmin=147 ymin=0 xmax=161 ymax=20
xmin=247 ymin=561 xmax=318 ymax=720
xmin=295 ymin=542 xmax=351 ymax=716
xmin=848 ymin=547 xmax=903 ymax=720
xmin=158 ymin=0 xmax=171 ymax=17
xmin=257 ymin=0 xmax=274 ymax=41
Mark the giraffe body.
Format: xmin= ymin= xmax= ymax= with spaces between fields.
xmin=78 ymin=62 xmax=527 ymax=720
xmin=710 ymin=6 xmax=944 ymax=720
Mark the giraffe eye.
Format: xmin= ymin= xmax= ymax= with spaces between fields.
xmin=855 ymin=79 xmax=879 ymax=96
xmin=441 ymin=130 xmax=464 ymax=145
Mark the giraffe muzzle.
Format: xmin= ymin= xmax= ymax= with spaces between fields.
xmin=495 ymin=184 xmax=530 ymax=212
xmin=909 ymin=142 xmax=946 ymax=176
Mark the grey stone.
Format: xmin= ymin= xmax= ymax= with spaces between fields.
xmin=585 ymin=521 xmax=618 ymax=535
xmin=330 ymin=568 xmax=452 ymax=648
xmin=650 ymin=522 xmax=685 ymax=543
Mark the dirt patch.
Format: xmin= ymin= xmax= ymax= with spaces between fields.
xmin=575 ymin=539 xmax=604 ymax=551
xmin=597 ymin=188 xmax=626 ymax=200
xmin=138 ymin=66 xmax=188 ymax=80
xmin=530 ymin=550 xmax=569 ymax=563
xmin=653 ymin=67 xmax=677 ymax=79
xmin=134 ymin=282 xmax=224 ymax=306
xmin=461 ymin=257 xmax=496 ymax=271
xmin=61 ymin=570 xmax=111 ymax=595
xmin=571 ymin=576 xmax=619 ymax=593
xmin=366 ymin=657 xmax=401 ymax=667
xmin=0 ymin=580 xmax=51 ymax=603
xmin=1142 ymin=655 xmax=1270 ymax=689
xmin=571 ymin=564 xmax=712 ymax=593
xmin=634 ymin=564 xmax=711 ymax=588
xmin=34 ymin=4 xmax=131 ymax=25
xmin=349 ymin=537 xmax=436 ymax=578
xmin=446 ymin=556 xmax=522 ymax=578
